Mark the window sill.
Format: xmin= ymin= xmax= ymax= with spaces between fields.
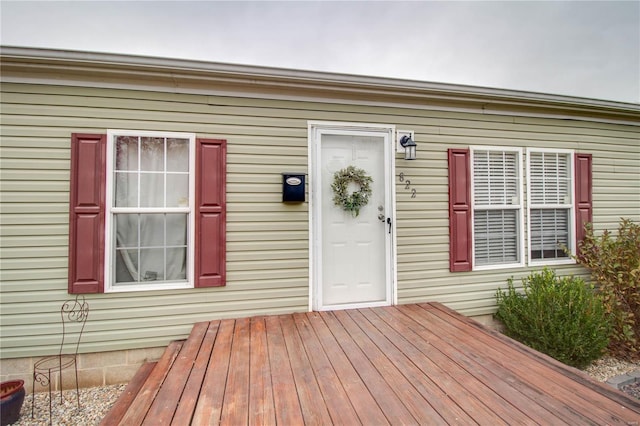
xmin=528 ymin=258 xmax=576 ymax=267
xmin=106 ymin=281 xmax=193 ymax=293
xmin=472 ymin=262 xmax=525 ymax=272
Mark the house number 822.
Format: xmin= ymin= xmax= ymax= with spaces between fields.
xmin=398 ymin=172 xmax=417 ymax=199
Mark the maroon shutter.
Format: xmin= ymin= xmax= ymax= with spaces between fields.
xmin=448 ymin=149 xmax=472 ymax=272
xmin=68 ymin=133 xmax=106 ymax=294
xmin=575 ymin=153 xmax=593 ymax=254
xmin=195 ymin=138 xmax=227 ymax=287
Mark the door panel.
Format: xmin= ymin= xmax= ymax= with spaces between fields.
xmin=319 ymin=133 xmax=388 ymax=308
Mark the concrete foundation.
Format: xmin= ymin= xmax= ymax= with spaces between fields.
xmin=0 ymin=346 xmax=165 ymax=394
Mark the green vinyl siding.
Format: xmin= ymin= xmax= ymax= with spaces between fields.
xmin=1 ymin=80 xmax=639 ymax=358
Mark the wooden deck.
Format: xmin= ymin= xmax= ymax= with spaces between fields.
xmin=101 ymin=303 xmax=640 ymax=425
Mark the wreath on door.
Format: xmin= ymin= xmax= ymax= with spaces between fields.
xmin=331 ymin=166 xmax=373 ymax=217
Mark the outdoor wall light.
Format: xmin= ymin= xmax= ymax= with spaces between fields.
xmin=400 ymin=135 xmax=417 ymax=160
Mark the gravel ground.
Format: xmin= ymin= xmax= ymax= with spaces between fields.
xmin=622 ymin=381 xmax=640 ymax=399
xmin=11 ymin=384 xmax=126 ymax=426
xmin=583 ymin=356 xmax=640 ymax=382
xmin=7 ymin=357 xmax=639 ymax=425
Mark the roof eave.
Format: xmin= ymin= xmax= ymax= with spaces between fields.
xmin=1 ymin=45 xmax=639 ymax=124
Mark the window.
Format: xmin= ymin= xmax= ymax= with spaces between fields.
xmin=448 ymin=147 xmax=592 ymax=273
xmin=106 ymin=131 xmax=195 ymax=291
xmin=68 ymin=132 xmax=226 ymax=294
xmin=471 ymin=148 xmax=524 ymax=269
xmin=527 ymin=149 xmax=574 ymax=264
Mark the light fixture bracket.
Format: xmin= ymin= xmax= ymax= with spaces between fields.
xmin=397 ymin=130 xmax=417 ymax=160
xmin=396 ymin=130 xmax=415 ymax=153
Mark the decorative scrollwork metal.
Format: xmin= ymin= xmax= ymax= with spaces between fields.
xmin=33 ymin=371 xmax=50 ymax=387
xmin=60 ymin=295 xmax=89 ymax=355
xmin=32 ymin=295 xmax=89 ymax=422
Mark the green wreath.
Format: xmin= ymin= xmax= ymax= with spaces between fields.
xmin=331 ymin=166 xmax=373 ymax=217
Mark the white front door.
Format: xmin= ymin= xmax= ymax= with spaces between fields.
xmin=310 ymin=123 xmax=395 ymax=311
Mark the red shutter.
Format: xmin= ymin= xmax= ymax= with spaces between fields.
xmin=575 ymin=153 xmax=593 ymax=254
xmin=195 ymin=139 xmax=227 ymax=287
xmin=448 ymin=149 xmax=472 ymax=272
xmin=68 ymin=133 xmax=106 ymax=294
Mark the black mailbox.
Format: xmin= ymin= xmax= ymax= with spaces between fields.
xmin=282 ymin=173 xmax=306 ymax=203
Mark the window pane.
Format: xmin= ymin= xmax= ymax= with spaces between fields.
xmin=166 ymin=214 xmax=188 ymax=245
xmin=140 ymin=214 xmax=165 ymax=247
xmin=166 ymin=248 xmax=187 ymax=280
xmin=109 ymin=133 xmax=193 ymax=289
xmin=115 ymin=213 xmax=139 ymax=248
xmin=167 ymin=174 xmax=189 ymax=207
xmin=114 ymin=172 xmax=137 ymax=207
xmin=115 ymin=249 xmax=138 ymax=283
xmin=140 ymin=173 xmax=165 ymax=207
xmin=530 ymin=209 xmax=569 ymax=260
xmin=474 ymin=210 xmax=519 ymax=265
xmin=114 ymin=213 xmax=140 ymax=285
xmin=474 ymin=150 xmax=519 ymax=206
xmin=141 ymin=137 xmax=165 ymax=171
xmin=115 ymin=136 xmax=139 ymax=171
xmin=529 ymin=152 xmax=570 ymax=205
xmin=113 ymin=212 xmax=189 ymax=286
xmin=140 ymin=248 xmax=164 ymax=281
xmin=167 ymin=138 xmax=189 ymax=172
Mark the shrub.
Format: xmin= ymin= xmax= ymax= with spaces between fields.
xmin=575 ymin=218 xmax=640 ymax=360
xmin=495 ymin=268 xmax=610 ymax=369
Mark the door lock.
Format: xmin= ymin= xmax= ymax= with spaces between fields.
xmin=378 ymin=213 xmax=385 ymax=222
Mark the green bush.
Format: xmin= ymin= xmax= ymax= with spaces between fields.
xmin=495 ymin=268 xmax=610 ymax=369
xmin=575 ymin=218 xmax=640 ymax=360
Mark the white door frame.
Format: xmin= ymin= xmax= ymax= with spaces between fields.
xmin=308 ymin=121 xmax=398 ymax=311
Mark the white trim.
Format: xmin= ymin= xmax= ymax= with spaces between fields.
xmin=470 ymin=146 xmax=525 ymax=270
xmin=308 ymin=121 xmax=396 ymax=311
xmin=2 ymin=46 xmax=637 ymax=110
xmin=104 ymin=129 xmax=196 ymax=293
xmin=3 ymin=47 xmax=638 ymax=127
xmin=318 ymin=300 xmax=392 ymax=311
xmin=526 ymin=148 xmax=577 ymax=267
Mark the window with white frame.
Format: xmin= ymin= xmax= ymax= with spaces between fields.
xmin=105 ymin=130 xmax=195 ymax=291
xmin=471 ymin=148 xmax=524 ymax=268
xmin=527 ymin=149 xmax=574 ymax=263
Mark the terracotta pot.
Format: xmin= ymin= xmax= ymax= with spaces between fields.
xmin=1 ymin=380 xmax=25 ymax=426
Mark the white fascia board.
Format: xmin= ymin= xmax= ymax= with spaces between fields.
xmin=2 ymin=46 xmax=639 ymax=124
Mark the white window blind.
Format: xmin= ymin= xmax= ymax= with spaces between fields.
xmin=472 ymin=149 xmax=523 ymax=267
xmin=528 ymin=150 xmax=573 ymax=262
xmin=473 ymin=150 xmax=519 ymax=206
xmin=474 ymin=210 xmax=519 ymax=265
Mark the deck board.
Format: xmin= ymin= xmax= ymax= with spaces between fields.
xmin=117 ymin=340 xmax=183 ymax=426
xmin=263 ymin=316 xmax=305 ymax=425
xmin=279 ymin=313 xmax=333 ymax=425
xmin=172 ymin=321 xmax=219 ymax=425
xmin=248 ymin=317 xmax=276 ymax=425
xmin=102 ymin=303 xmax=640 ymax=425
xmin=190 ymin=319 xmax=233 ymax=425
xmin=305 ymin=312 xmax=389 ymax=425
xmin=145 ymin=322 xmax=209 ymax=425
xmin=335 ymin=308 xmax=461 ymax=424
xmin=421 ymin=303 xmax=635 ymax=424
xmin=363 ymin=306 xmax=516 ymax=424
xmin=100 ymin=361 xmax=157 ymax=426
xmin=309 ymin=312 xmax=396 ymax=425
xmin=386 ymin=304 xmax=557 ymax=423
xmin=410 ymin=304 xmax=591 ymax=423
